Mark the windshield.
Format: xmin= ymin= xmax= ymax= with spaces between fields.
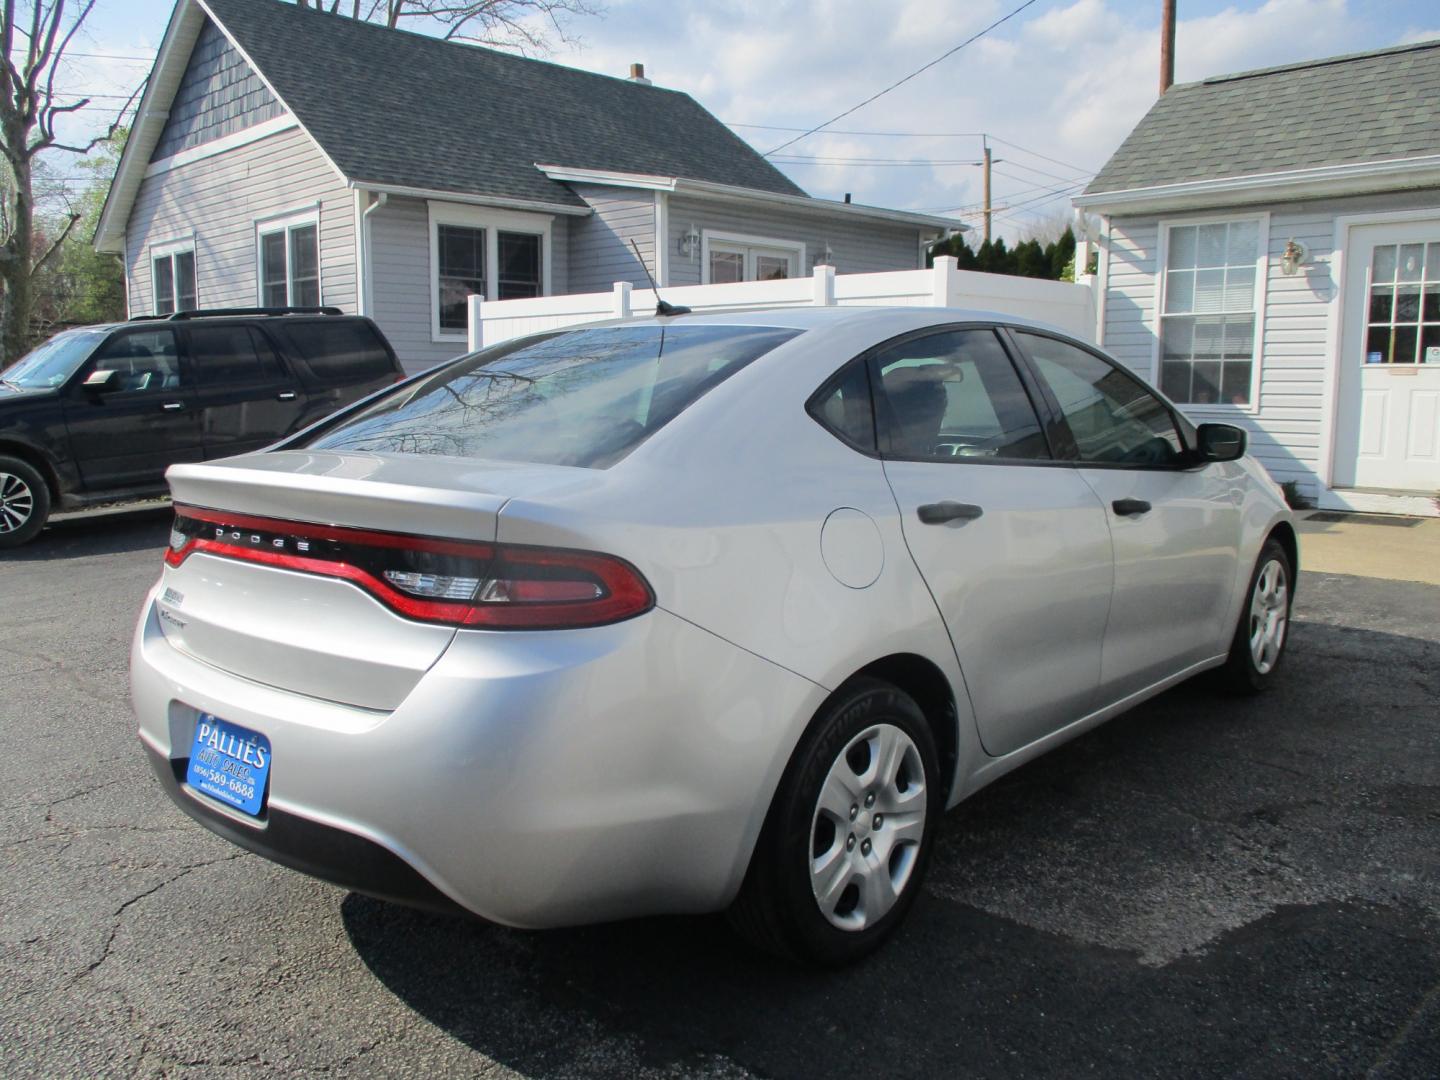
xmin=304 ymin=324 xmax=801 ymax=468
xmin=2 ymin=329 xmax=108 ymax=390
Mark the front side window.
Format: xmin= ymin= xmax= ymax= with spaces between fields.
xmin=152 ymin=248 xmax=196 ymax=315
xmin=1018 ymin=332 xmax=1184 ymax=467
xmin=869 ymin=329 xmax=1049 ymax=461
xmin=187 ymin=326 xmax=285 ymax=384
xmin=2 ymin=329 xmax=108 ymax=389
xmin=306 ymin=324 xmax=800 ymax=468
xmin=258 ymin=218 xmax=320 ymax=308
xmin=1159 ymin=219 xmax=1261 ymax=406
xmin=86 ymin=330 xmax=184 ymax=393
xmin=1366 ymin=241 xmax=1440 ymax=365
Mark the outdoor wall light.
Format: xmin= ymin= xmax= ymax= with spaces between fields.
xmin=1281 ymin=238 xmax=1307 ymax=275
xmin=678 ymin=224 xmax=701 ymax=259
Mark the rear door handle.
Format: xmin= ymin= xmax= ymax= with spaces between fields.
xmin=160 ymin=401 xmax=185 ymax=412
xmin=1112 ymin=498 xmax=1151 ymax=517
xmin=277 ymin=390 xmax=297 ymax=401
xmin=917 ymin=501 xmax=984 ymax=525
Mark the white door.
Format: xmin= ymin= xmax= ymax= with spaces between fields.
xmin=706 ymin=240 xmax=800 ymax=284
xmin=1334 ymin=222 xmax=1440 ymax=492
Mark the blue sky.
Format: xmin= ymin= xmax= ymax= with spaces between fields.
xmin=46 ymin=0 xmax=1440 ymax=241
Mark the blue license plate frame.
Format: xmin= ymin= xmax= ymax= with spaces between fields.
xmin=185 ymin=714 xmax=271 ymax=817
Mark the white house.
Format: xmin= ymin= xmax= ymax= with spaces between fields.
xmin=1075 ymin=41 xmax=1440 ymax=516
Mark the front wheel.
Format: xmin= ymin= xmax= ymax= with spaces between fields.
xmin=0 ymin=456 xmax=49 ymax=550
xmin=728 ymin=677 xmax=939 ymax=965
xmin=1217 ymin=538 xmax=1292 ymax=693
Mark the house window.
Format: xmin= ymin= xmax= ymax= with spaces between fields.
xmin=151 ymin=246 xmax=196 ymax=315
xmin=1158 ymin=219 xmax=1263 ymax=406
xmin=1365 ymin=242 xmax=1440 ymax=364
xmin=428 ymin=202 xmax=551 ymax=341
xmin=256 ymin=212 xmax=320 ymax=308
xmin=703 ymin=233 xmax=804 ymax=284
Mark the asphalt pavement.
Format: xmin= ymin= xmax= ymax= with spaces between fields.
xmin=0 ymin=507 xmax=1436 ymax=1079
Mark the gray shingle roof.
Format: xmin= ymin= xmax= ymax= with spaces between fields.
xmin=202 ymin=0 xmax=805 ymax=207
xmin=1086 ymin=40 xmax=1440 ymax=195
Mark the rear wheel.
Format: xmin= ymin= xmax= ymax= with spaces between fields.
xmin=728 ymin=677 xmax=939 ymax=965
xmin=1217 ymin=538 xmax=1292 ymax=693
xmin=0 ymin=456 xmax=49 ymax=550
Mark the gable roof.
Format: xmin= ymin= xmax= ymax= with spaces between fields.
xmin=1079 ymin=40 xmax=1440 ymax=208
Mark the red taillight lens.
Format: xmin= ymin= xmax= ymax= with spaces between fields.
xmin=166 ymin=505 xmax=654 ymax=630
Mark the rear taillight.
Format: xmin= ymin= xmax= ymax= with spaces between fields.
xmin=165 ymin=505 xmax=653 ymax=630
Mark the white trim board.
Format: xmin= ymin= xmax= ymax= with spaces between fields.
xmin=143 ymin=115 xmax=300 ymax=179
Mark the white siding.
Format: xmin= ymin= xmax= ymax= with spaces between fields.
xmin=666 ymin=195 xmax=924 ymax=287
xmin=367 ymin=195 xmax=571 ymax=373
xmin=1100 ymin=188 xmax=1440 ymax=496
xmin=125 ymin=125 xmax=354 ymax=318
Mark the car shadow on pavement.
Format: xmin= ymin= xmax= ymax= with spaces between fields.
xmin=341 ymin=613 xmax=1440 ymax=1079
xmin=1 ymin=504 xmax=172 ymax=562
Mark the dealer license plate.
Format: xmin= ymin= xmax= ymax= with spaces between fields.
xmin=185 ymin=714 xmax=271 ymax=817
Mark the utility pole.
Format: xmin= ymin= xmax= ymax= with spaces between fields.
xmin=982 ymin=138 xmax=993 ymax=244
xmin=1160 ymin=0 xmax=1176 ymax=94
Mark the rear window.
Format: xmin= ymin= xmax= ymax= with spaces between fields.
xmin=304 ymin=324 xmax=800 ymax=468
xmin=271 ymin=319 xmax=395 ymax=382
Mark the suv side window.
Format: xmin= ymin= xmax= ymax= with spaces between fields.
xmin=87 ymin=329 xmax=184 ymax=393
xmin=271 ymin=319 xmax=396 ymax=383
xmin=868 ymin=329 xmax=1049 ymax=461
xmin=1015 ymin=332 xmax=1185 ymax=467
xmin=187 ymin=326 xmax=286 ymax=385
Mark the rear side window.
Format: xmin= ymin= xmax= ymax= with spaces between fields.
xmin=187 ymin=326 xmax=285 ymax=384
xmin=272 ymin=319 xmax=395 ymax=383
xmin=305 ymin=324 xmax=800 ymax=468
xmin=869 ymin=329 xmax=1049 ymax=461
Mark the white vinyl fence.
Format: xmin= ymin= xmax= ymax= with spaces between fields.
xmin=467 ymin=256 xmax=1098 ymax=351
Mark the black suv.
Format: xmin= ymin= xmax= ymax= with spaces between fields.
xmin=0 ymin=308 xmax=404 ymax=548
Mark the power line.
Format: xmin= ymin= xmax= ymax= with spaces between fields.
xmin=985 ymin=135 xmax=1097 ymax=178
xmin=763 ymin=0 xmax=1042 ymax=156
xmin=772 ymin=156 xmax=987 ymax=167
xmin=61 ymin=52 xmax=155 ymax=62
xmin=731 ymin=122 xmax=988 ymax=137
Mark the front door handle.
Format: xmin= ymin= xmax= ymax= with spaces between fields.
xmin=1112 ymin=498 xmax=1151 ymax=517
xmin=160 ymin=401 xmax=185 ymax=412
xmin=277 ymin=390 xmax=297 ymax=401
xmin=917 ymin=501 xmax=984 ymax=525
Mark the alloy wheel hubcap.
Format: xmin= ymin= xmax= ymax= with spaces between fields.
xmin=809 ymin=722 xmax=927 ymax=931
xmin=1249 ymin=559 xmax=1289 ymax=675
xmin=0 ymin=472 xmax=34 ymax=534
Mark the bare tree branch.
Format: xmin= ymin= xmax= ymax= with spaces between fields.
xmin=30 ymin=206 xmax=77 ymax=272
xmin=288 ymin=0 xmax=601 ymax=55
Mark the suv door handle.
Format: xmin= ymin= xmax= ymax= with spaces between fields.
xmin=917 ymin=501 xmax=984 ymax=525
xmin=160 ymin=401 xmax=185 ymax=412
xmin=1112 ymin=498 xmax=1151 ymax=517
xmin=276 ymin=390 xmax=297 ymax=401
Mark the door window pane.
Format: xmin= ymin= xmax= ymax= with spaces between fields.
xmin=90 ymin=330 xmax=183 ymax=393
xmin=497 ymin=232 xmax=541 ymax=300
xmin=188 ymin=325 xmax=276 ymax=384
xmin=1366 ymin=239 xmax=1440 ymax=364
xmin=707 ymin=239 xmax=797 ymax=283
xmin=1018 ymin=332 xmax=1184 ymax=466
xmin=437 ymin=224 xmax=484 ymax=331
xmin=755 ymin=253 xmax=791 ymax=280
xmin=869 ymin=329 xmax=1048 ymax=461
xmin=153 ymin=256 xmax=175 ymax=315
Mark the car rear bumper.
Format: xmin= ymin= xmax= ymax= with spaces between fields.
xmin=131 ymin=583 xmax=826 ymax=927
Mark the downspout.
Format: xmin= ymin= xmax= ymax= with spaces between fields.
xmin=357 ymin=190 xmax=388 ymax=317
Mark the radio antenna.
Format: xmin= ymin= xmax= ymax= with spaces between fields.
xmin=630 ymin=239 xmax=691 ymax=317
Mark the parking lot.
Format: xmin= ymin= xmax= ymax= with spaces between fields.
xmin=1 ymin=507 xmax=1437 ymax=1079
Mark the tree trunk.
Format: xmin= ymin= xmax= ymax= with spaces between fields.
xmin=0 ymin=146 xmax=35 ymax=365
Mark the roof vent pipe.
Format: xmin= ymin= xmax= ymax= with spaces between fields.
xmin=629 ymin=63 xmax=651 ymax=86
xmin=844 ymin=193 xmax=851 ymax=203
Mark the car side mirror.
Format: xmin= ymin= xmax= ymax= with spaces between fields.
xmin=1196 ymin=422 xmax=1246 ymax=462
xmin=83 ymin=368 xmax=119 ymax=392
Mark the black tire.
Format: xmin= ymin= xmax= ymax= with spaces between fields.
xmin=0 ymin=455 xmax=50 ymax=550
xmin=727 ymin=676 xmax=940 ymax=966
xmin=1216 ymin=538 xmax=1293 ymax=694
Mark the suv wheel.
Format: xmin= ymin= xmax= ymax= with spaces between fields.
xmin=0 ymin=456 xmax=50 ymax=549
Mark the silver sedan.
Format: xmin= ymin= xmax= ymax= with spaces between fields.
xmin=131 ymin=307 xmax=1295 ymax=965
